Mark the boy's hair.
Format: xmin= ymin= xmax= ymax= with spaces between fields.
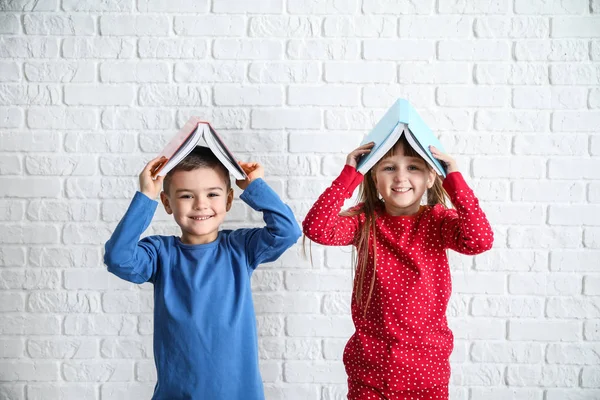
xmin=163 ymin=147 xmax=231 ymax=195
xmin=343 ymin=135 xmax=450 ymax=316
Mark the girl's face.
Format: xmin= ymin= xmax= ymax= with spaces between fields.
xmin=372 ymin=143 xmax=435 ymax=216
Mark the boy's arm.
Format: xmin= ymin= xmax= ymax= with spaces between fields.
xmin=440 ymin=172 xmax=494 ymax=255
xmin=104 ymin=192 xmax=160 ymax=283
xmin=238 ymin=178 xmax=301 ymax=269
xmin=302 ymin=165 xmax=362 ymax=246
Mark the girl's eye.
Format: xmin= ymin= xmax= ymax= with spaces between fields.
xmin=383 ymin=165 xmax=394 ymax=171
xmin=208 ymin=193 xmax=220 ymax=198
xmin=408 ymin=165 xmax=420 ymax=171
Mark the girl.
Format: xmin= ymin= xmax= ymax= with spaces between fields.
xmin=302 ymin=136 xmax=493 ymax=400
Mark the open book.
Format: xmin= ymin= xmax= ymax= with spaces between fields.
xmin=357 ymin=98 xmax=447 ymax=178
xmin=150 ymin=117 xmax=247 ymax=180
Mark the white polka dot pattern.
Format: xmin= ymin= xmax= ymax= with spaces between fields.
xmin=303 ymin=166 xmax=494 ymax=392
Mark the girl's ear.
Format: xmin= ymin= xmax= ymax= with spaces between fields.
xmin=426 ymin=169 xmax=436 ymax=189
xmin=160 ymin=192 xmax=173 ymax=215
xmin=225 ymin=188 xmax=234 ymax=212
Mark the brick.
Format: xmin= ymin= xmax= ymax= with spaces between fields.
xmin=509 ymin=227 xmax=581 ymax=249
xmin=473 ymin=157 xmax=544 ymax=178
xmin=549 ymin=159 xmax=600 ymax=179
xmin=248 ymin=62 xmax=320 ymax=83
xmin=27 ymin=200 xmax=97 ymax=221
xmin=0 ymin=338 xmax=24 ymax=358
xmin=25 ymin=61 xmax=95 ymax=82
xmin=284 ymin=361 xmax=346 ymax=383
xmin=28 ymin=107 xmax=97 ymax=130
xmin=214 ymin=86 xmax=282 ymax=106
xmin=28 ymin=292 xmax=100 ymax=313
xmin=0 ymin=106 xmax=22 ymax=128
xmin=100 ymin=15 xmax=168 ymax=36
xmin=138 ymin=38 xmax=207 ymax=59
xmin=584 ymin=228 xmax=600 ymax=248
xmin=0 ymin=37 xmax=59 ymax=58
xmin=255 ymin=293 xmax=319 ymax=313
xmin=288 ymin=0 xmax=357 ymax=14
xmin=552 ymin=112 xmax=600 ymax=132
xmin=65 ymin=132 xmax=136 ymax=154
xmin=452 ymin=364 xmax=503 ymax=386
xmin=546 ymin=297 xmax=600 ymax=319
xmin=325 ymin=109 xmax=379 ymax=130
xmin=322 ymin=293 xmax=351 ymax=315
xmin=398 ymin=62 xmax=470 ymax=84
xmin=362 ymin=85 xmax=434 ymax=108
xmin=438 ymin=0 xmax=508 ymax=13
xmin=470 ymin=387 xmax=544 ymax=400
xmin=546 ymin=389 xmax=600 ymax=400
xmin=251 ymin=270 xmax=283 ymax=292
xmin=364 ymin=39 xmax=434 ymax=61
xmin=0 ymin=84 xmax=60 ymax=105
xmin=593 ymin=40 xmax=600 ymax=60
xmin=64 ymin=315 xmax=137 ymax=336
xmin=325 ymin=61 xmax=395 ymax=83
xmin=139 ymin=85 xmax=210 ymax=106
xmin=474 ymin=250 xmax=547 ymax=272
xmin=550 ymin=65 xmax=599 ymax=85
xmin=0 ymin=200 xmax=25 ymax=221
xmin=515 ymin=40 xmax=588 ymax=61
xmin=471 ymin=342 xmax=543 ymax=363
xmin=0 ymin=361 xmax=58 ymax=381
xmin=264 ymin=384 xmax=318 ymax=400
xmin=508 ymin=320 xmax=581 ymax=341
xmin=251 ymin=109 xmax=321 ymax=130
xmin=65 ymin=85 xmax=135 ymax=106
xmin=585 ymin=320 xmax=600 ymax=340
xmin=475 ymin=63 xmax=548 ymax=85
xmin=138 ymin=0 xmax=208 ymax=12
xmin=547 ymin=343 xmax=600 ymax=365
xmin=512 ymin=181 xmax=584 ymax=203
xmin=506 ymin=365 xmax=579 ymax=387
xmin=513 ymin=87 xmax=587 ymax=109
xmin=363 ymin=0 xmax=432 ymax=14
xmin=288 ymin=86 xmax=358 ymax=106
xmin=551 ymin=251 xmax=599 ymax=272
xmin=0 ymin=247 xmax=26 ymax=268
xmin=439 ymin=133 xmax=510 ymax=155
xmin=29 ymin=247 xmax=100 ymax=268
xmin=450 ymin=318 xmax=505 ymax=340
xmin=438 ymin=40 xmax=510 ymax=61
xmin=474 ymin=17 xmax=549 ymax=38
xmin=103 ymin=292 xmax=153 ymax=313
xmin=213 ymin=39 xmax=282 ymax=60
xmin=552 ymin=17 xmax=600 ymax=37
xmin=174 ymin=16 xmax=245 ymax=36
xmin=472 ymin=296 xmax=543 ymax=317
xmin=62 ymin=38 xmax=135 ymax=59
xmin=284 ymin=271 xmax=351 ymax=292
xmin=27 ymin=385 xmax=96 ymax=400
xmin=0 ymin=225 xmax=59 ymax=244
xmin=515 ymin=0 xmax=587 ymax=14
xmin=101 ymin=383 xmax=155 ymax=399
xmin=287 ymin=39 xmax=359 ymax=60
xmin=175 ymin=62 xmax=245 ymax=83
xmin=27 ymin=338 xmax=97 ymax=359
xmin=475 ymin=110 xmax=549 ymax=132
xmin=0 ymin=315 xmax=60 ymax=335
xmin=399 ymin=16 xmax=471 ymax=37
xmin=0 ymin=154 xmax=21 ymax=175
xmin=135 ymin=360 xmax=157 ymax=381
xmin=549 ymin=205 xmax=600 ymax=226
xmin=452 ymin=272 xmax=505 ymax=294
xmin=584 ymin=276 xmax=600 ymax=295
xmin=0 ymin=14 xmax=20 ymax=34
xmin=323 ymin=16 xmax=396 ymax=37
xmin=25 ymin=155 xmax=96 ymax=176
xmin=63 ymin=361 xmax=133 ymax=382
xmin=515 ymin=134 xmax=587 ymax=156
xmin=62 ymin=224 xmax=114 ymax=245
xmin=0 ymin=61 xmax=21 ymax=82
xmin=100 ymin=61 xmax=169 ymax=83
xmin=437 ymin=86 xmax=508 ymax=107
xmin=470 ymin=179 xmax=510 ymax=202
xmin=101 ymin=108 xmax=173 ymax=130
xmin=0 ymin=292 xmax=25 ymax=312
xmin=250 ymin=16 xmax=320 ymax=37
xmin=24 ymin=14 xmax=94 ymax=35
xmin=63 ymin=0 xmax=130 ymax=11
xmin=289 ymin=132 xmax=360 ymax=153
xmin=590 ymin=89 xmax=600 ymax=109
xmin=212 ymin=0 xmax=282 ymax=13
xmin=101 ymin=338 xmax=152 ymax=359
xmin=286 ymin=316 xmax=353 ymax=337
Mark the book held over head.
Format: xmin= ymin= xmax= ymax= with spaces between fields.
xmin=357 ymin=98 xmax=447 ymax=178
xmin=150 ymin=117 xmax=247 ymax=181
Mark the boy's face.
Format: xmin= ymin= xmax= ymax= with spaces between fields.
xmin=160 ymin=167 xmax=233 ymax=245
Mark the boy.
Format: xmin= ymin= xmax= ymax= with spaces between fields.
xmin=104 ymin=147 xmax=301 ymax=399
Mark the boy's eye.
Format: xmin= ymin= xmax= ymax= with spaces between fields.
xmin=179 ymin=194 xmax=193 ymax=199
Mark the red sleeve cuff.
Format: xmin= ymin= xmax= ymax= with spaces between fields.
xmin=334 ymin=165 xmax=364 ymax=196
xmin=442 ymin=171 xmax=470 ymax=194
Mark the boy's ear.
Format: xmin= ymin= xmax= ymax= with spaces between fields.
xmin=226 ymin=188 xmax=234 ymax=212
xmin=160 ymin=191 xmax=173 ymax=215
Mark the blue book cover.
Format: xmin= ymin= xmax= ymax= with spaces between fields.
xmin=357 ymin=98 xmax=447 ymax=177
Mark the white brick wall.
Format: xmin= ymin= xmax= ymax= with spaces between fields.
xmin=0 ymin=1 xmax=598 ymax=399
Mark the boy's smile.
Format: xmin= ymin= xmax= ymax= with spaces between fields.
xmin=160 ymin=167 xmax=233 ymax=245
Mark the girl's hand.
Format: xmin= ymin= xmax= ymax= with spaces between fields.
xmin=346 ymin=142 xmax=375 ymax=169
xmin=430 ymin=146 xmax=458 ymax=174
xmin=236 ymin=162 xmax=264 ymax=190
xmin=139 ymin=157 xmax=166 ymax=199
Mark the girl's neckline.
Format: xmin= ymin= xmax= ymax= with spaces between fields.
xmin=380 ymin=205 xmax=428 ymax=219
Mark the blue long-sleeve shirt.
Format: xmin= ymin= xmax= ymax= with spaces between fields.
xmin=104 ymin=178 xmax=301 ymax=400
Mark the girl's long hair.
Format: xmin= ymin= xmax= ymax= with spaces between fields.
xmin=342 ymin=135 xmax=450 ymax=317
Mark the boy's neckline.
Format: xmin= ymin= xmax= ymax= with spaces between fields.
xmin=174 ymin=232 xmax=222 ymax=248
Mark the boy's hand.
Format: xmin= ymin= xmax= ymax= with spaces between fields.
xmin=236 ymin=162 xmax=264 ymax=190
xmin=430 ymin=146 xmax=458 ymax=174
xmin=139 ymin=157 xmax=166 ymax=199
xmin=346 ymin=142 xmax=374 ymax=169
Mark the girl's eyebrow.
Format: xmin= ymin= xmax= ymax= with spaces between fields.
xmin=175 ymin=187 xmax=224 ymax=193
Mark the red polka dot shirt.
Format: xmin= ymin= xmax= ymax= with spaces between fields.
xmin=303 ymin=165 xmax=494 ymax=391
